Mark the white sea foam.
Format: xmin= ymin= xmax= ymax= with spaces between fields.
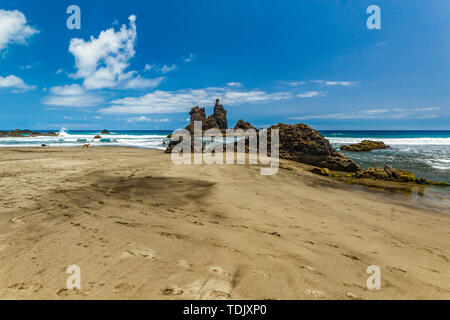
xmin=326 ymin=137 xmax=450 ymax=145
xmin=0 ymin=131 xmax=168 ymax=150
xmin=58 ymin=128 xmax=69 ymax=137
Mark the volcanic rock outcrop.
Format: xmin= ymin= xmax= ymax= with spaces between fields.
xmin=341 ymin=140 xmax=389 ymax=152
xmin=267 ymin=123 xmax=361 ymax=172
xmin=205 ymin=99 xmax=228 ymax=131
xmin=185 ymin=106 xmax=207 ymax=134
xmin=166 ymin=99 xmax=228 ymax=153
xmin=167 ymin=102 xmax=361 ymax=172
xmin=0 ymin=129 xmax=58 ymax=137
xmin=345 ymin=165 xmax=449 ymax=186
xmin=183 ymin=99 xmax=228 ymax=134
xmin=234 ymin=120 xmax=257 ymax=131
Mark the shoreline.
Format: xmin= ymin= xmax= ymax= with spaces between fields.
xmin=2 ymin=146 xmax=449 ymax=214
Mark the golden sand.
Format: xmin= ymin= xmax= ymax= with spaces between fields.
xmin=0 ymin=147 xmax=448 ymax=299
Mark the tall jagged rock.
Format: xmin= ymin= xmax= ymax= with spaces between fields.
xmin=185 ymin=106 xmax=207 ymax=134
xmin=205 ymin=99 xmax=228 ymax=131
xmin=267 ymin=123 xmax=361 ymax=172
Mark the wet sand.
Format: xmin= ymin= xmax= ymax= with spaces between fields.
xmin=0 ymin=147 xmax=449 ymax=299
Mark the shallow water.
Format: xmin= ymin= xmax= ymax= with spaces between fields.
xmin=322 ymin=130 xmax=450 ymax=183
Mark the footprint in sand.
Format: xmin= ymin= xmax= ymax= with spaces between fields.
xmin=9 ymin=282 xmax=43 ymax=293
xmin=168 ymin=265 xmax=235 ymax=300
xmin=113 ymin=283 xmax=135 ymax=294
xmin=177 ymin=260 xmax=194 ymax=270
xmin=162 ymin=285 xmax=184 ymax=296
xmin=251 ymin=269 xmax=271 ymax=278
xmin=304 ymin=289 xmax=325 ymax=299
xmin=57 ymin=288 xmax=90 ymax=296
xmin=121 ymin=246 xmax=157 ymax=261
xmin=301 ymin=265 xmax=315 ymax=272
xmin=200 ymin=266 xmax=234 ymax=299
xmin=207 ymin=266 xmax=231 ymax=277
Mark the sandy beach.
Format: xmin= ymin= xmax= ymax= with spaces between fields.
xmin=0 ymin=147 xmax=449 ymax=300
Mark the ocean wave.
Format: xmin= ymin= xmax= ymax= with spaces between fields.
xmin=0 ymin=132 xmax=168 ymax=150
xmin=425 ymin=159 xmax=450 ymax=171
xmin=326 ymin=137 xmax=450 ymax=145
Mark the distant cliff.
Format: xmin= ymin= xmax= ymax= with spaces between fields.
xmin=0 ymin=129 xmax=58 ymax=137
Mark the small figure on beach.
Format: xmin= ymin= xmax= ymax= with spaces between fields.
xmin=163 ymin=138 xmax=166 ymax=146
xmin=83 ymin=144 xmax=90 ymax=149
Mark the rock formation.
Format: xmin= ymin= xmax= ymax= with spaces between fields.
xmin=101 ymin=129 xmax=111 ymax=134
xmin=234 ymin=120 xmax=257 ymax=131
xmin=267 ymin=123 xmax=361 ymax=172
xmin=346 ymin=165 xmax=449 ymax=186
xmin=166 ymin=99 xmax=228 ymax=153
xmin=185 ymin=106 xmax=207 ymax=134
xmin=167 ymin=102 xmax=361 ymax=172
xmin=183 ymin=99 xmax=228 ymax=134
xmin=341 ymin=140 xmax=389 ymax=152
xmin=205 ymin=99 xmax=228 ymax=131
xmin=0 ymin=129 xmax=58 ymax=137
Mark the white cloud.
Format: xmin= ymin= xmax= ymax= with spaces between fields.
xmin=312 ymin=80 xmax=356 ymax=87
xmin=289 ymin=81 xmax=306 ymax=86
xmin=289 ymin=107 xmax=442 ymax=120
xmin=42 ymin=84 xmax=104 ymax=107
xmin=414 ymin=107 xmax=439 ymax=112
xmin=100 ymin=86 xmax=292 ymax=114
xmin=144 ymin=64 xmax=154 ymax=71
xmin=227 ymin=82 xmax=243 ymax=88
xmin=144 ymin=63 xmax=177 ymax=74
xmin=122 ymin=76 xmax=165 ymax=89
xmin=364 ymin=108 xmax=389 ymax=114
xmin=20 ymin=64 xmax=33 ymax=70
xmin=127 ymin=116 xmax=152 ymax=122
xmin=68 ymin=15 xmax=160 ymax=90
xmin=126 ymin=116 xmax=170 ymax=123
xmin=0 ymin=9 xmax=38 ymax=51
xmin=183 ymin=53 xmax=195 ymax=63
xmin=0 ymin=74 xmax=35 ymax=91
xmin=297 ymin=91 xmax=323 ymax=98
xmin=159 ymin=64 xmax=177 ymax=74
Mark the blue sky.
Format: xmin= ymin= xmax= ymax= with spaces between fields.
xmin=0 ymin=0 xmax=449 ymax=130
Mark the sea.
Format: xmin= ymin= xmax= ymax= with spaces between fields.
xmin=1 ymin=129 xmax=449 ymax=183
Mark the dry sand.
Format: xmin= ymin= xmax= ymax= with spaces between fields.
xmin=0 ymin=147 xmax=449 ymax=299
